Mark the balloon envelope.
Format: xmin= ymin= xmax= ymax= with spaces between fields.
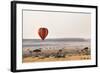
xmin=38 ymin=28 xmax=48 ymax=40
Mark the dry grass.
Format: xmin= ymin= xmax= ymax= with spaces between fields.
xmin=22 ymin=55 xmax=91 ymax=63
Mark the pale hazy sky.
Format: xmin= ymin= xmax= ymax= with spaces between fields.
xmin=23 ymin=10 xmax=91 ymax=39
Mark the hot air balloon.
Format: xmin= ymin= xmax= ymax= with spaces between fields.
xmin=38 ymin=27 xmax=48 ymax=40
